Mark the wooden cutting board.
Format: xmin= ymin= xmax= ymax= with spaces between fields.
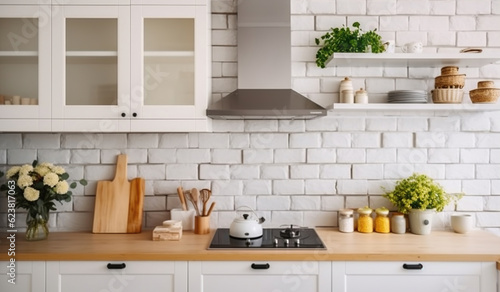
xmin=92 ymin=154 xmax=144 ymax=233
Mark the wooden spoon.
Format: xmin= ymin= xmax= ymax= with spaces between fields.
xmin=200 ymin=188 xmax=211 ymax=216
xmin=191 ymin=188 xmax=201 ymax=216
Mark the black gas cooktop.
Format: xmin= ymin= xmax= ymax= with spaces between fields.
xmin=208 ymin=226 xmax=326 ymax=249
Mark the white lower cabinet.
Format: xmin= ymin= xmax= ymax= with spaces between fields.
xmin=333 ymin=261 xmax=497 ymax=292
xmin=46 ymin=261 xmax=188 ymax=292
xmin=188 ymin=261 xmax=332 ymax=292
xmin=0 ymin=261 xmax=45 ymax=292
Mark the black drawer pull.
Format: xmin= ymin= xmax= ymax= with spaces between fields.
xmin=403 ymin=263 xmax=423 ymax=270
xmin=107 ymin=263 xmax=126 ymax=270
xmin=251 ymin=263 xmax=270 ymax=270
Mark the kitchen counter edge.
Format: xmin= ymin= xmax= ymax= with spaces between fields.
xmin=1 ymin=228 xmax=500 ymax=262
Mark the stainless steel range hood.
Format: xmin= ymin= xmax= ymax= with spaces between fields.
xmin=206 ymin=0 xmax=326 ymax=120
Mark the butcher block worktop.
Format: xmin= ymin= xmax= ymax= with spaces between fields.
xmin=1 ymin=228 xmax=500 ymax=262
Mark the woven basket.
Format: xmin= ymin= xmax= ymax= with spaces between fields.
xmin=478 ymin=80 xmax=495 ymax=88
xmin=440 ymin=66 xmax=459 ymax=76
xmin=432 ymin=88 xmax=464 ymax=104
xmin=469 ymin=88 xmax=500 ymax=103
xmin=435 ymin=74 xmax=466 ymax=89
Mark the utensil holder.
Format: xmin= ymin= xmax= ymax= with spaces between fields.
xmin=171 ymin=208 xmax=195 ymax=231
xmin=194 ymin=215 xmax=210 ymax=235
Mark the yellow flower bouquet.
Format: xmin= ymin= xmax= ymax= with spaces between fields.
xmin=1 ymin=160 xmax=86 ymax=240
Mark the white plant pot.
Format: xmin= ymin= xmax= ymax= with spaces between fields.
xmin=408 ymin=209 xmax=435 ymax=235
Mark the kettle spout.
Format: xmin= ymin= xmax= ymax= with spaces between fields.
xmin=258 ymin=217 xmax=265 ymax=224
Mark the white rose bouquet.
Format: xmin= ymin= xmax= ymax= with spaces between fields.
xmin=0 ymin=160 xmax=87 ymax=240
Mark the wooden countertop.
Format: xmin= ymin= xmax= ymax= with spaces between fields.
xmin=1 ymin=228 xmax=500 ymax=262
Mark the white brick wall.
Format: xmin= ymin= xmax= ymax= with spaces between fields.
xmin=1 ymin=0 xmax=500 ymax=233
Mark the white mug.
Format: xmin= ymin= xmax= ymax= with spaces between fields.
xmin=451 ymin=214 xmax=473 ymax=234
xmin=401 ymin=42 xmax=423 ymax=53
xmin=383 ymin=40 xmax=395 ymax=53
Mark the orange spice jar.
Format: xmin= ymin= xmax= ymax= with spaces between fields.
xmin=374 ymin=207 xmax=390 ymax=233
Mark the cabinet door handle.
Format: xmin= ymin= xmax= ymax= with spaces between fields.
xmin=132 ymin=112 xmax=137 ymax=117
xmin=121 ymin=113 xmax=126 ymax=117
xmin=107 ymin=263 xmax=126 ymax=270
xmin=403 ymin=263 xmax=423 ymax=270
xmin=251 ymin=263 xmax=270 ymax=270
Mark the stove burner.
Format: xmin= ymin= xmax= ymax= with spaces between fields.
xmin=279 ymin=225 xmax=302 ymax=238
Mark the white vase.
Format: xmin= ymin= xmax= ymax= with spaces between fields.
xmin=408 ymin=209 xmax=435 ymax=235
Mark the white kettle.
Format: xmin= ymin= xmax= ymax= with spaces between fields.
xmin=229 ymin=206 xmax=265 ymax=239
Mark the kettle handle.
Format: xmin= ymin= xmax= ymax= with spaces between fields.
xmin=236 ymin=205 xmax=263 ymax=222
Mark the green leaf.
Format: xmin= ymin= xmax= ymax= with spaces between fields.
xmin=70 ymin=182 xmax=77 ymax=189
xmin=80 ymin=179 xmax=88 ymax=186
xmin=32 ymin=160 xmax=38 ymax=168
xmin=60 ymin=173 xmax=69 ymax=180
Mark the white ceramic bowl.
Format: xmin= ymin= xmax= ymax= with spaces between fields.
xmin=450 ymin=214 xmax=473 ymax=234
xmin=432 ymin=88 xmax=464 ymax=104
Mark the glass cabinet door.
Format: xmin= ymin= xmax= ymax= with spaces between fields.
xmin=130 ymin=5 xmax=208 ymax=120
xmin=0 ymin=5 xmax=51 ymax=130
xmin=52 ymin=5 xmax=130 ymax=127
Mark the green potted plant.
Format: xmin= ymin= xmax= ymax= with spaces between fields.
xmin=383 ymin=173 xmax=461 ymax=235
xmin=315 ymin=22 xmax=385 ymax=68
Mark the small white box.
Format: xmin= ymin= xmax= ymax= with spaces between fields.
xmin=171 ymin=209 xmax=195 ymax=231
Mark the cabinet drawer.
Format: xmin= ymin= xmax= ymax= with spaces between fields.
xmin=200 ymin=261 xmax=320 ymax=274
xmin=345 ymin=261 xmax=482 ymax=275
xmin=0 ymin=261 xmax=45 ymax=292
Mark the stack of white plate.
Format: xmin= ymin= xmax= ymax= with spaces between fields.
xmin=388 ymin=90 xmax=428 ymax=103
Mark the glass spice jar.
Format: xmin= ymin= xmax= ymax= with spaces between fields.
xmin=357 ymin=206 xmax=373 ymax=233
xmin=339 ymin=209 xmax=354 ymax=233
xmin=375 ymin=207 xmax=390 ymax=233
xmin=391 ymin=212 xmax=406 ymax=234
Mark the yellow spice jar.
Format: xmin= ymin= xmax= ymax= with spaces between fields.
xmin=375 ymin=207 xmax=390 ymax=233
xmin=357 ymin=206 xmax=373 ymax=233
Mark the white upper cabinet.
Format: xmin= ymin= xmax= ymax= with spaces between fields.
xmin=51 ymin=5 xmax=131 ymax=132
xmin=0 ymin=0 xmax=211 ymax=132
xmin=130 ymin=4 xmax=210 ymax=132
xmin=0 ymin=5 xmax=52 ymax=131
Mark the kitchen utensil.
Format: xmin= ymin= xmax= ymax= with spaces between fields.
xmin=206 ymin=202 xmax=216 ymax=217
xmin=401 ymin=42 xmax=423 ymax=53
xmin=92 ymin=154 xmax=145 ymax=233
xmin=127 ymin=177 xmax=145 ymax=233
xmin=200 ymin=188 xmax=211 ymax=216
xmin=191 ymin=188 xmax=200 ymax=214
xmin=469 ymin=87 xmax=500 ymax=103
xmin=177 ymin=186 xmax=188 ymax=211
xmin=185 ymin=190 xmax=201 ymax=216
xmin=435 ymin=74 xmax=466 ymax=89
xmin=229 ymin=206 xmax=265 ymax=239
xmin=93 ymin=154 xmax=131 ymax=233
xmin=383 ymin=40 xmax=395 ymax=53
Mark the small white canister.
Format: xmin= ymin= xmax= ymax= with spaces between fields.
xmin=341 ymin=90 xmax=354 ymax=103
xmin=355 ymin=88 xmax=368 ymax=104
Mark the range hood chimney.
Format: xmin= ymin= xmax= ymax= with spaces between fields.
xmin=206 ymin=0 xmax=326 ymax=120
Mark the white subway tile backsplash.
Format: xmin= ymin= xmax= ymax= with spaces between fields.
xmin=460 ymin=149 xmax=490 ymax=163
xmin=380 ymin=15 xmax=409 ymax=31
xmin=212 ymin=180 xmax=243 ymax=196
xmin=166 ymin=164 xmax=198 ymax=180
xmin=306 ymin=117 xmax=339 ymax=131
xmin=0 ymin=134 xmax=22 ymax=150
xmin=292 ymin=0 xmax=336 ymax=14
xmin=428 ymin=149 xmax=460 ymax=163
xmin=450 ymin=16 xmax=477 ymax=31
xmin=366 ymin=149 xmax=397 ymax=163
xmin=382 ymin=133 xmax=413 ymax=148
xmin=337 ymin=0 xmax=367 ymax=14
xmin=384 ymin=163 xmax=415 ymax=179
xmin=445 ymin=164 xmax=475 ymax=179
xmin=337 ymin=180 xmax=368 ymax=195
xmin=305 ymin=179 xmax=336 ymax=195
xmin=291 ymin=164 xmax=319 ymax=179
xmin=230 ymin=133 xmax=250 ymax=148
xmin=243 ymin=180 xmax=272 ymax=195
xmin=279 ymin=120 xmax=306 ymax=132
xmin=398 ymin=117 xmax=428 ymax=132
xmin=396 ymin=0 xmax=430 ymax=14
xmin=397 ymin=149 xmax=427 ymax=163
xmin=337 ymin=149 xmax=366 ymax=163
xmin=275 ymin=149 xmax=307 ymax=164
xmin=316 ymin=15 xmax=346 ymax=31
xmin=463 ymin=180 xmax=492 ymax=195
xmin=430 ymin=0 xmax=457 ymax=15
xmin=38 ymin=150 xmax=71 ymax=164
xmin=198 ymin=133 xmax=230 ymax=148
xmin=320 ymin=164 xmax=352 ymax=179
xmin=409 ymin=16 xmax=450 ymax=31
xmin=323 ymin=132 xmax=351 ymax=148
xmin=291 ymin=15 xmax=315 ymax=31
xmin=70 ymin=149 xmax=100 ymax=164
xmin=273 ymin=179 xmax=305 ymax=195
xmin=143 ymin=196 xmax=167 ymax=211
xmin=261 ymin=165 xmax=289 ymax=179
xmin=244 ymin=120 xmax=279 ymax=132
xmin=352 ymin=133 xmax=381 ymax=148
xmin=415 ymin=132 xmax=446 ymax=148
xmin=353 ymin=164 xmax=384 ymax=179
xmin=256 ymin=196 xmax=291 ymax=211
xmin=461 ymin=116 xmax=491 ymax=132
xmin=457 ymin=0 xmax=491 ymax=15
xmin=230 ymin=165 xmax=259 ymax=179
xmin=23 ymin=134 xmax=60 ymax=149
xmin=476 ymin=133 xmax=500 ymax=148
xmin=250 ymin=133 xmax=288 ymax=149
xmin=485 ymin=195 xmax=500 ymax=211
xmin=213 ymin=149 xmax=242 ymax=164
xmin=456 ymin=196 xmax=484 ymax=211
xmin=338 ymin=117 xmax=365 ymax=131
xmin=148 ymin=149 xmax=177 ymax=164
xmin=307 ymin=148 xmax=336 ymax=163
xmin=128 ymin=134 xmax=158 ymax=148
xmin=200 ymin=164 xmax=230 ymax=180
xmin=138 ymin=164 xmax=166 ymax=180
xmin=290 ymin=133 xmax=322 ymax=148
xmin=367 ymin=0 xmax=396 ymax=15
xmin=243 ymin=149 xmax=274 ymax=164
xmin=291 ymin=196 xmax=321 ymax=210
xmin=177 ymin=149 xmax=211 ymax=163
xmin=428 ymin=31 xmax=456 ymax=46
xmin=345 ymin=196 xmax=369 ymax=208
xmin=457 ymin=31 xmax=487 ymax=47
xmin=366 ymin=118 xmax=397 ymax=131
xmin=476 ymin=212 xmax=500 ymax=228
xmin=445 ymin=133 xmax=475 ymax=148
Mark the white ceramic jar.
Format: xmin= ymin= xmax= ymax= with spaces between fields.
xmin=339 ymin=77 xmax=353 ymax=103
xmin=355 ymin=88 xmax=368 ymax=103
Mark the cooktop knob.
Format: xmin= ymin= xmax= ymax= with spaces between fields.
xmin=284 ymin=239 xmax=289 ymax=247
xmin=294 ymin=239 xmax=300 ymax=247
xmin=273 ymin=238 xmax=279 ymax=247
